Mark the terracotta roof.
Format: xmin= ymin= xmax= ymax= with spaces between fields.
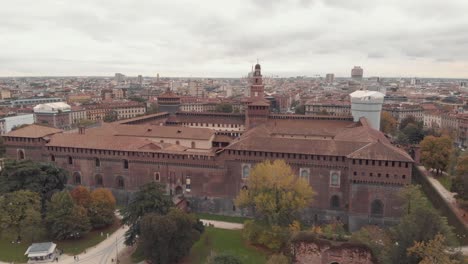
xmin=346 ymin=140 xmax=413 ymax=162
xmin=226 ymin=136 xmax=368 ymax=156
xmin=47 ymin=134 xmax=153 ymax=151
xmin=85 ymin=123 xmax=215 ymax=140
xmin=265 ymin=119 xmax=356 ymax=137
xmin=5 ymin=124 xmax=62 ymax=138
xmin=175 ymin=112 xmax=245 ymax=125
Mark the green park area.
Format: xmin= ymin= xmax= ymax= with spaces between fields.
xmin=0 ymin=220 xmax=121 ymax=263
xmin=188 ymin=227 xmax=268 ymax=264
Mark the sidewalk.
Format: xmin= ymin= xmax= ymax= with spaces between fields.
xmin=200 ymin=219 xmax=244 ymax=230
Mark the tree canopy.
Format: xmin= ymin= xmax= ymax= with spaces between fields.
xmin=88 ymin=188 xmax=116 ymax=228
xmin=380 ymin=112 xmax=397 ymax=135
xmin=45 ymin=190 xmax=91 ymax=240
xmin=215 ymin=103 xmax=233 ymax=113
xmin=121 ymin=182 xmax=174 ymax=245
xmin=139 ymin=209 xmax=203 ymax=264
xmin=0 ymin=190 xmax=44 ymax=241
xmin=236 ymin=160 xmax=314 ymax=226
xmin=420 ymin=135 xmax=453 ymax=174
xmin=0 ymin=160 xmax=68 ymax=212
xmin=407 ymin=234 xmax=460 ymax=264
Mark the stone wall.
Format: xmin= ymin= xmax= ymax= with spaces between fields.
xmin=291 ymin=237 xmax=375 ymax=264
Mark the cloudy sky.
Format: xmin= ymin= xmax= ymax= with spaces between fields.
xmin=1 ymin=0 xmax=468 ymax=78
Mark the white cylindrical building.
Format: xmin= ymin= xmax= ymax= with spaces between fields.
xmin=350 ymin=90 xmax=385 ymax=130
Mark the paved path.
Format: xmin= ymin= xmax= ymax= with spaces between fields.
xmin=0 ymin=218 xmax=242 ymax=264
xmin=200 ymin=219 xmax=244 ymax=230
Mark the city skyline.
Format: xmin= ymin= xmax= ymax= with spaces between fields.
xmin=1 ymin=0 xmax=468 ymax=78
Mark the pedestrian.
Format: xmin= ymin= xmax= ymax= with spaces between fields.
xmin=106 ymin=233 xmax=109 ymax=238
xmin=111 ymin=258 xmax=114 ymax=262
xmin=101 ymin=232 xmax=103 ymax=237
xmin=74 ymin=256 xmax=76 ymax=261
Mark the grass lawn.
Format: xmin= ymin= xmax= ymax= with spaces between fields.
xmin=56 ymin=218 xmax=122 ymax=255
xmin=196 ymin=213 xmax=249 ymax=224
xmin=188 ymin=227 xmax=268 ymax=264
xmin=0 ymin=239 xmax=29 ymax=263
xmin=435 ymin=175 xmax=453 ymax=191
xmin=0 ymin=219 xmax=121 ymax=263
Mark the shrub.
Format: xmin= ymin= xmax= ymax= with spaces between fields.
xmin=207 ymin=253 xmax=243 ymax=264
xmin=266 ymin=253 xmax=290 ymax=264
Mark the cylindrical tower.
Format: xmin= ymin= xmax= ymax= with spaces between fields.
xmin=350 ymin=90 xmax=385 ymax=130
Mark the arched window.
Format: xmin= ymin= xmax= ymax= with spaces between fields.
xmin=191 ymin=141 xmax=196 ymax=148
xmin=73 ymin=172 xmax=81 ymax=185
xmin=330 ymin=171 xmax=340 ymax=187
xmin=241 ymin=185 xmax=248 ymax=190
xmin=18 ymin=150 xmax=25 ymax=160
xmin=371 ymin=199 xmax=384 ymax=217
xmin=154 ymin=172 xmax=160 ymax=182
xmin=68 ymin=156 xmax=73 ymax=165
xmin=123 ymin=159 xmax=129 ymax=169
xmin=95 ymin=174 xmax=103 ymax=186
xmin=242 ymin=164 xmax=250 ymax=179
xmin=116 ymin=176 xmax=125 ymax=189
xmin=50 ymin=154 xmax=55 ymax=162
xmin=300 ymin=168 xmax=310 ymax=181
xmin=95 ymin=158 xmax=100 ymax=167
xmin=330 ymin=195 xmax=340 ymax=209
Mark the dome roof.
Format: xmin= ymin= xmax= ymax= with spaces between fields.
xmin=255 ymin=63 xmax=261 ymax=70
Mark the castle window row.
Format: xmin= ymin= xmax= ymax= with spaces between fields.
xmin=353 ymin=171 xmax=407 ymax=180
xmin=5 ymin=137 xmax=40 ymax=143
xmin=46 ymin=147 xmax=214 ymax=161
xmin=353 ymin=159 xmax=409 ymax=168
xmin=228 ymin=149 xmax=345 ymax=162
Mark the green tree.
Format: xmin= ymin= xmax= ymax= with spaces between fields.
xmin=139 ymin=209 xmax=202 ymax=264
xmin=402 ymin=123 xmax=425 ymax=144
xmin=380 ymin=112 xmax=397 ymax=135
xmin=121 ymin=182 xmax=174 ymax=246
xmin=350 ymin=225 xmax=392 ymax=263
xmin=45 ymin=190 xmax=91 ymax=240
xmin=399 ymin=115 xmax=418 ymax=130
xmin=0 ymin=190 xmax=44 ymax=242
xmin=208 ymin=253 xmax=244 ymax=264
xmin=103 ymin=110 xmax=118 ymax=122
xmin=294 ymin=105 xmax=305 ymax=115
xmin=236 ymin=160 xmax=314 ymax=226
xmin=88 ymin=188 xmax=116 ymax=228
xmin=420 ymin=136 xmax=453 ymax=175
xmin=388 ymin=185 xmax=456 ymax=264
xmin=0 ymin=136 xmax=5 ymax=157
xmin=215 ymin=103 xmax=234 ymax=113
xmin=0 ymin=160 xmax=68 ymax=212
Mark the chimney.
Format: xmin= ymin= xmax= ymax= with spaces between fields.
xmin=78 ymin=126 xmax=85 ymax=135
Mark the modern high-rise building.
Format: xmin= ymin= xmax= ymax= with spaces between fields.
xmin=137 ymin=75 xmax=143 ymax=86
xmin=325 ymin=73 xmax=335 ymax=83
xmin=351 ymin=66 xmax=363 ymax=80
xmin=115 ymin=73 xmax=125 ymax=83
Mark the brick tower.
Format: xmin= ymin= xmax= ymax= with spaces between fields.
xmin=250 ymin=63 xmax=264 ymax=100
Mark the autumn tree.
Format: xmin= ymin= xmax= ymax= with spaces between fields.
xmin=139 ymin=209 xmax=203 ymax=264
xmin=121 ymin=182 xmax=174 ymax=246
xmin=70 ymin=185 xmax=92 ymax=209
xmin=45 ymin=190 xmax=91 ymax=240
xmin=380 ymin=112 xmax=397 ymax=135
xmin=399 ymin=115 xmax=418 ymax=130
xmin=407 ymin=234 xmax=460 ymax=264
xmin=88 ymin=188 xmax=116 ymax=228
xmin=420 ymin=135 xmax=453 ymax=175
xmin=294 ymin=105 xmax=305 ymax=115
xmin=236 ymin=160 xmax=314 ymax=226
xmin=0 ymin=190 xmax=44 ymax=242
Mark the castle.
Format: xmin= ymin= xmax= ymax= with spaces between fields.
xmin=2 ymin=64 xmax=413 ymax=230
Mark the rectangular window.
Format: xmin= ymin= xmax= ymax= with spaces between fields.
xmin=330 ymin=171 xmax=341 ymax=187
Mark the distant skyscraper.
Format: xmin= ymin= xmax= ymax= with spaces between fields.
xmin=115 ymin=73 xmax=125 ymax=83
xmin=351 ymin=66 xmax=363 ymax=80
xmin=156 ymin=73 xmax=160 ymax=82
xmin=137 ymin=75 xmax=143 ymax=86
xmin=325 ymin=73 xmax=335 ymax=83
